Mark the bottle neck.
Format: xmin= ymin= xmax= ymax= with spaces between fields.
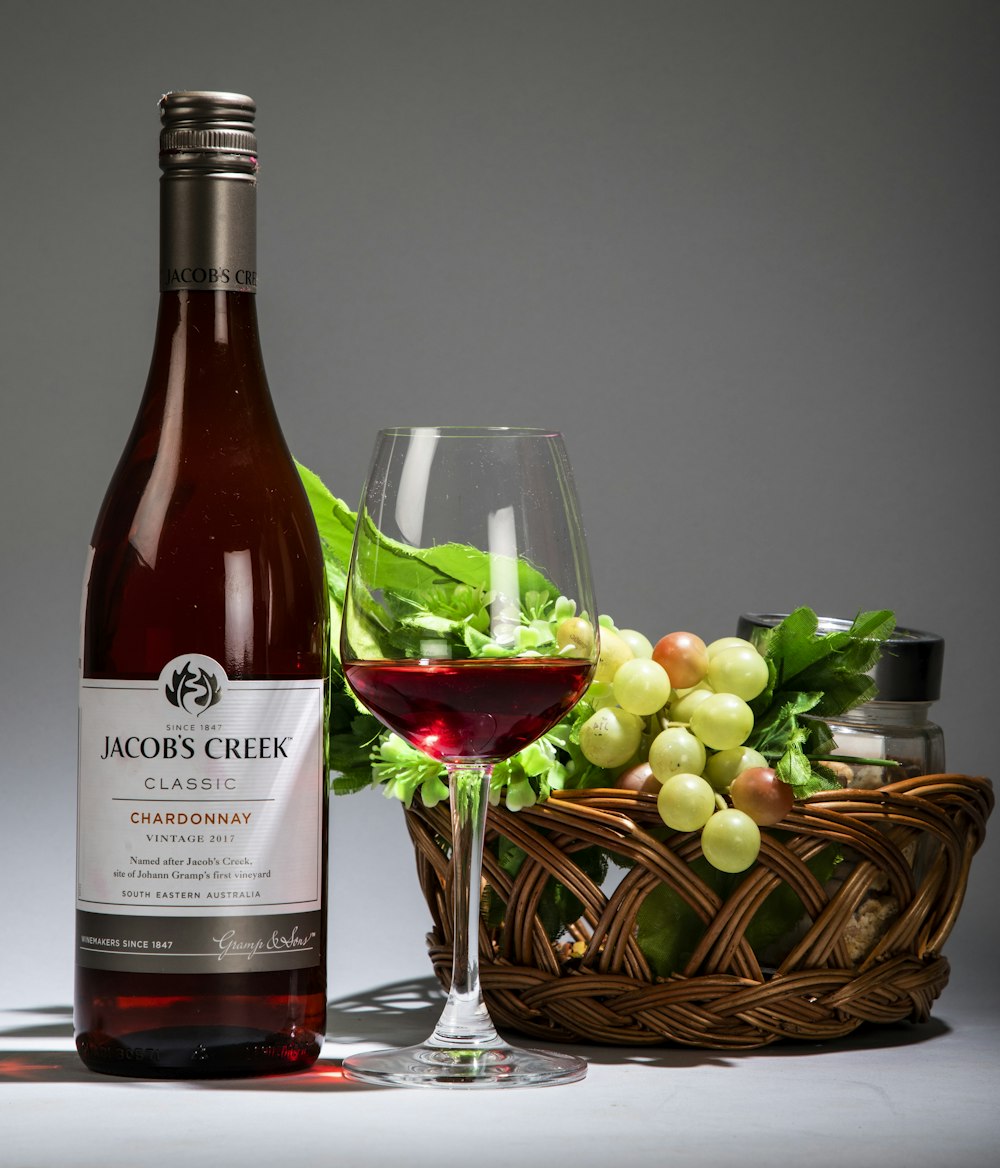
xmin=150 ymin=288 xmax=265 ymax=374
xmin=159 ymin=169 xmax=257 ymax=294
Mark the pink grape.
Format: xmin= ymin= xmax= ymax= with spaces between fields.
xmin=651 ymin=631 xmax=709 ymax=690
xmin=729 ymin=767 xmax=794 ymax=826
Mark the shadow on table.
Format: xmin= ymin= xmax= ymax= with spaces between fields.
xmin=577 ymin=1014 xmax=952 ymax=1069
xmin=0 ymin=979 xmax=952 ymax=1086
xmin=349 ymin=978 xmax=951 ymax=1070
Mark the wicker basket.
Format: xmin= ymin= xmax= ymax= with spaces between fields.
xmin=404 ymin=773 xmax=992 ymax=1049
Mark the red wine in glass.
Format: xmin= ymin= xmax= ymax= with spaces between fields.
xmin=344 ymin=657 xmax=592 ymax=761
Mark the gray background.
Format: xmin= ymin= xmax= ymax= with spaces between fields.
xmin=1 ymin=0 xmax=997 ymax=1019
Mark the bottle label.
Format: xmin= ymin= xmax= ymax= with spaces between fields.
xmin=77 ymin=654 xmax=324 ymax=974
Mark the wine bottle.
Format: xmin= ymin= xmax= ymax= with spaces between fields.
xmin=74 ymin=92 xmax=329 ymax=1078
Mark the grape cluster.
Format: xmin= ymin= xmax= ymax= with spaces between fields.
xmin=570 ymin=620 xmax=795 ymax=873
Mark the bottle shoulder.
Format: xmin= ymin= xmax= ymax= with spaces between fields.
xmin=84 ymin=440 xmax=327 ymax=678
xmin=91 ymin=439 xmax=317 ymax=549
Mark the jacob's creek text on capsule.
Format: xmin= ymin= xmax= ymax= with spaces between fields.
xmin=99 ymin=735 xmax=292 ymax=760
xmin=161 ymin=266 xmax=257 ymax=287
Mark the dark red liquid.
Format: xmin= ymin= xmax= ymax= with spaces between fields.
xmin=343 ymin=657 xmax=593 ymax=761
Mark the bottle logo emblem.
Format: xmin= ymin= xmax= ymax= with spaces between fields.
xmin=159 ymin=654 xmax=226 ymax=716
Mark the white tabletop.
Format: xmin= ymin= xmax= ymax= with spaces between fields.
xmin=2 ymin=801 xmax=997 ymax=1168
xmin=2 ymin=973 xmax=998 ymax=1168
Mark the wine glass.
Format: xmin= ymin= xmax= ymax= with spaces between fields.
xmin=340 ymin=426 xmax=599 ymax=1088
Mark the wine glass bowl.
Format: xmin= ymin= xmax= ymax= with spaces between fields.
xmin=339 ymin=426 xmax=598 ymax=1088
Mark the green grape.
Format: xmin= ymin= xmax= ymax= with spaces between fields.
xmin=648 ymin=725 xmax=707 ymax=781
xmin=703 ymin=746 xmax=768 ymax=793
xmin=613 ymin=657 xmax=672 ymax=716
xmin=700 ymin=808 xmax=761 ymax=872
xmin=593 ymin=627 xmax=634 ymax=683
xmin=579 ymin=706 xmax=643 ymax=768
xmin=656 ymin=773 xmax=717 ymax=832
xmin=669 ymin=684 xmax=714 ymax=723
xmin=585 ymin=680 xmax=618 ymax=710
xmin=555 ymin=616 xmax=596 ymax=657
xmin=553 ymin=595 xmax=579 ymax=622
xmin=618 ymin=628 xmax=654 ymax=659
xmin=707 ymin=644 xmax=769 ymax=700
xmin=689 ymin=692 xmax=754 ymax=751
xmin=706 ymin=636 xmax=753 ymax=660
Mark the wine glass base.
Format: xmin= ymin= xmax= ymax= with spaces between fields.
xmin=342 ymin=1040 xmax=587 ymax=1089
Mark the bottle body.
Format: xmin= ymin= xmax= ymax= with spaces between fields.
xmin=75 ymin=94 xmax=328 ymax=1079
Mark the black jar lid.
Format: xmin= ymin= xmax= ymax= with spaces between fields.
xmin=736 ymin=613 xmax=944 ymax=703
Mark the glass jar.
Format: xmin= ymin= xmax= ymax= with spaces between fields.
xmin=735 ymin=614 xmax=946 ymax=966
xmin=736 ymin=614 xmax=945 ymax=785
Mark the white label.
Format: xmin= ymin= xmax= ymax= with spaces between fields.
xmin=77 ymin=655 xmax=324 ymax=972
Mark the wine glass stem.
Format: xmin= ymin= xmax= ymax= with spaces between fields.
xmin=430 ymin=763 xmax=500 ymax=1049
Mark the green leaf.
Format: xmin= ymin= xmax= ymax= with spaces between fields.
xmin=488 ymin=834 xmax=611 ymax=944
xmin=535 ymin=846 xmax=608 ymax=942
xmin=635 ymin=858 xmax=732 ymax=978
xmin=848 ymin=609 xmax=896 ymax=644
xmin=810 ymin=673 xmax=878 ymax=718
xmin=353 ymin=507 xmax=556 ymax=607
xmin=505 ymin=776 xmax=538 ymax=811
xmin=334 ymin=474 xmax=563 ymax=663
xmin=296 ymin=461 xmax=358 ymax=572
xmin=497 ymin=835 xmax=528 ymax=879
xmin=747 ymin=607 xmax=896 ymax=799
xmin=744 ymin=843 xmax=843 ymax=958
xmin=369 ymin=733 xmax=448 ymax=808
xmin=331 ymin=768 xmax=377 ymax=796
xmin=296 ymin=462 xmax=361 ymax=671
xmin=635 ymin=881 xmax=703 ymax=979
xmin=776 ymin=741 xmax=821 ymax=793
xmin=766 ymin=607 xmax=820 ymax=680
xmin=748 ymin=691 xmax=823 ymax=759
